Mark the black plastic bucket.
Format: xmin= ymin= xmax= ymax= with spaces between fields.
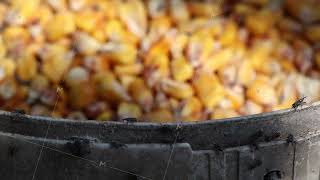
xmin=1 ymin=103 xmax=320 ymax=180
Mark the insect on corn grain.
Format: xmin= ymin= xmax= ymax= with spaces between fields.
xmin=292 ymin=96 xmax=307 ymax=110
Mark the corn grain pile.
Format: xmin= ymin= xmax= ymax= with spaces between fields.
xmin=0 ymin=0 xmax=320 ymax=122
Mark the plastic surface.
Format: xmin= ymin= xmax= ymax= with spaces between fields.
xmin=1 ymin=103 xmax=320 ymax=179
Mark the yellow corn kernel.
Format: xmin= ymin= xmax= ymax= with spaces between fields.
xmin=45 ymin=12 xmax=75 ymax=41
xmin=161 ymin=79 xmax=194 ymax=100
xmin=36 ymin=5 xmax=53 ymax=26
xmin=68 ymin=82 xmax=95 ymax=109
xmin=316 ymin=52 xmax=320 ymax=69
xmin=188 ymin=32 xmax=214 ymax=63
xmin=171 ymin=57 xmax=194 ymax=82
xmin=114 ymin=64 xmax=143 ymax=76
xmin=11 ymin=0 xmax=40 ymax=22
xmin=247 ymin=80 xmax=277 ymax=105
xmin=150 ymin=16 xmax=172 ymax=35
xmin=278 ymin=59 xmax=296 ymax=72
xmin=143 ymin=108 xmax=173 ymax=123
xmin=0 ymin=37 xmax=6 ymax=58
xmin=168 ymin=33 xmax=189 ymax=58
xmin=241 ymin=100 xmax=263 ymax=115
xmin=103 ymin=43 xmax=137 ymax=65
xmin=204 ymin=49 xmax=234 ymax=72
xmin=147 ymin=39 xmax=170 ymax=58
xmin=188 ymin=2 xmax=221 ymax=17
xmin=248 ymin=43 xmax=272 ymax=71
xmin=245 ymin=10 xmax=275 ymax=35
xmin=238 ymin=60 xmax=256 ymax=87
xmin=180 ymin=97 xmax=202 ymax=121
xmin=0 ymin=78 xmax=17 ymax=100
xmin=42 ymin=45 xmax=72 ymax=83
xmin=234 ymin=3 xmax=256 ymax=15
xmin=0 ymin=58 xmax=16 ymax=79
xmin=244 ymin=0 xmax=269 ymax=6
xmin=92 ymin=28 xmax=107 ymax=42
xmin=220 ymin=21 xmax=238 ymax=47
xmin=97 ymin=111 xmax=113 ymax=121
xmin=145 ymin=53 xmax=170 ymax=78
xmin=16 ymin=53 xmax=37 ymax=81
xmin=105 ymin=19 xmax=139 ymax=44
xmin=3 ymin=26 xmax=30 ymax=43
xmin=305 ymin=25 xmax=320 ymax=43
xmin=74 ymin=32 xmax=101 ymax=55
xmin=119 ymin=0 xmax=147 ymax=38
xmin=75 ymin=10 xmax=103 ymax=33
xmin=211 ymin=108 xmax=239 ymax=120
xmin=31 ymin=74 xmax=49 ymax=91
xmin=129 ymin=78 xmax=153 ymax=111
xmin=273 ymin=82 xmax=297 ymax=111
xmin=225 ymin=87 xmax=245 ymax=110
xmin=119 ymin=75 xmax=136 ymax=91
xmin=170 ymin=0 xmax=189 ymax=23
xmin=117 ymin=102 xmax=142 ymax=119
xmin=193 ymin=73 xmax=225 ymax=109
xmin=94 ymin=72 xmax=131 ymax=103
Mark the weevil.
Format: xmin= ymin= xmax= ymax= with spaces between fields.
xmin=292 ymin=96 xmax=307 ymax=111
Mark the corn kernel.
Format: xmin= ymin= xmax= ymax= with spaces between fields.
xmin=273 ymin=82 xmax=297 ymax=111
xmin=65 ymin=67 xmax=89 ymax=87
xmin=36 ymin=5 xmax=53 ymax=26
xmin=161 ymin=79 xmax=194 ymax=100
xmin=0 ymin=37 xmax=6 ymax=58
xmin=0 ymin=79 xmax=17 ymax=100
xmin=117 ymin=102 xmax=142 ymax=119
xmin=316 ymin=52 xmax=320 ymax=70
xmin=193 ymin=73 xmax=225 ymax=108
xmin=129 ymin=78 xmax=153 ymax=111
xmin=180 ymin=97 xmax=202 ymax=121
xmin=46 ymin=0 xmax=67 ymax=11
xmin=119 ymin=75 xmax=136 ymax=91
xmin=0 ymin=58 xmax=16 ymax=79
xmin=31 ymin=74 xmax=49 ymax=91
xmin=170 ymin=0 xmax=190 ymax=23
xmin=305 ymin=25 xmax=320 ymax=43
xmin=42 ymin=45 xmax=72 ymax=83
xmin=16 ymin=53 xmax=37 ymax=81
xmin=171 ymin=57 xmax=194 ymax=82
xmin=211 ymin=108 xmax=239 ymax=120
xmin=240 ymin=100 xmax=263 ymax=115
xmin=75 ymin=10 xmax=103 ymax=33
xmin=94 ymin=72 xmax=131 ymax=103
xmin=68 ymin=82 xmax=95 ymax=109
xmin=145 ymin=53 xmax=170 ymax=77
xmin=238 ymin=60 xmax=255 ymax=86
xmin=119 ymin=0 xmax=147 ymax=38
xmin=220 ymin=21 xmax=238 ymax=47
xmin=143 ymin=108 xmax=173 ymax=123
xmin=225 ymin=87 xmax=245 ymax=110
xmin=97 ymin=111 xmax=113 ymax=121
xmin=102 ymin=42 xmax=137 ymax=65
xmin=74 ymin=32 xmax=101 ymax=55
xmin=245 ymin=10 xmax=275 ymax=35
xmin=11 ymin=0 xmax=40 ymax=22
xmin=3 ymin=26 xmax=30 ymax=43
xmin=246 ymin=80 xmax=277 ymax=105
xmin=45 ymin=12 xmax=75 ymax=41
xmin=114 ymin=63 xmax=143 ymax=76
xmin=203 ymin=49 xmax=234 ymax=72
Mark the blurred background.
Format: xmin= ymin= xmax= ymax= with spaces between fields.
xmin=0 ymin=0 xmax=319 ymax=123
